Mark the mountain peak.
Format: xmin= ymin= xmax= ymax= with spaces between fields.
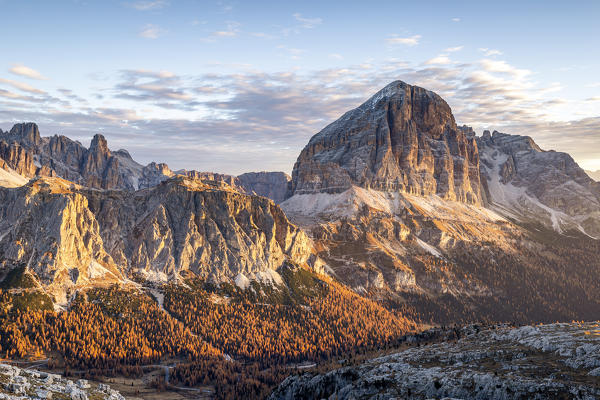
xmin=7 ymin=122 xmax=41 ymax=147
xmin=90 ymin=133 xmax=109 ymax=154
xmin=289 ymin=80 xmax=480 ymax=203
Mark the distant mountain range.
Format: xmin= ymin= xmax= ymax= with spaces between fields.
xmin=0 ymin=123 xmax=290 ymax=202
xmin=586 ymin=169 xmax=600 ymax=181
xmin=0 ymin=80 xmax=599 ymax=324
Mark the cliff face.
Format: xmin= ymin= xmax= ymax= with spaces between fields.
xmin=478 ymin=130 xmax=600 ymax=237
xmin=238 ymin=171 xmax=291 ymax=203
xmin=288 ymin=81 xmax=483 ymax=204
xmin=0 ymin=124 xmax=133 ymax=190
xmin=0 ymin=177 xmax=313 ymax=301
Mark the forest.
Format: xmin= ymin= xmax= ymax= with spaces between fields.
xmin=0 ymin=267 xmax=416 ymax=399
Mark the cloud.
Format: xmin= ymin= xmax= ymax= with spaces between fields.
xmin=329 ymin=53 xmax=344 ymax=60
xmin=129 ymin=0 xmax=169 ymax=11
xmin=478 ymin=48 xmax=503 ymax=56
xmin=586 ymin=96 xmax=600 ymax=101
xmin=452 ymin=18 xmax=460 ymax=22
xmin=0 ymin=78 xmax=46 ymax=94
xmin=480 ymin=59 xmax=531 ymax=79
xmin=292 ymin=13 xmax=322 ymax=29
xmin=277 ymin=45 xmax=306 ymax=60
xmin=444 ymin=46 xmax=463 ymax=53
xmin=139 ymin=24 xmax=166 ymax=39
xmin=9 ymin=64 xmax=47 ymax=80
xmin=424 ymin=55 xmax=452 ymax=65
xmin=212 ymin=21 xmax=240 ymax=37
xmin=386 ymin=34 xmax=421 ymax=46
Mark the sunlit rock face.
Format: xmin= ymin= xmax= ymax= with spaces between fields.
xmin=288 ymin=80 xmax=483 ymax=205
xmin=0 ymin=176 xmax=313 ymax=302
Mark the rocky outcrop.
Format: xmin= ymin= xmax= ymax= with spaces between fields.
xmin=288 ymin=81 xmax=483 ymax=204
xmin=270 ymin=322 xmax=600 ymax=400
xmin=238 ymin=171 xmax=291 ymax=203
xmin=0 ymin=176 xmax=313 ymax=301
xmin=478 ymin=130 xmax=600 ymax=236
xmin=0 ymin=363 xmax=124 ymax=399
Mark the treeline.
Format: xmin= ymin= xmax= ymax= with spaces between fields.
xmin=164 ymin=276 xmax=416 ymax=367
xmin=0 ymin=268 xmax=416 ymax=399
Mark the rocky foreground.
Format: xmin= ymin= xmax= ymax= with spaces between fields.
xmin=0 ymin=363 xmax=123 ymax=399
xmin=271 ymin=322 xmax=600 ymax=400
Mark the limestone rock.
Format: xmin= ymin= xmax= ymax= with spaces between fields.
xmin=478 ymin=130 xmax=600 ymax=236
xmin=0 ymin=123 xmax=292 ymax=203
xmin=288 ymin=80 xmax=483 ymax=204
xmin=270 ymin=322 xmax=600 ymax=400
xmin=0 ymin=176 xmax=313 ymax=300
xmin=237 ymin=171 xmax=291 ymax=203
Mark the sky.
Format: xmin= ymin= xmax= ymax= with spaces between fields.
xmin=0 ymin=0 xmax=599 ymax=175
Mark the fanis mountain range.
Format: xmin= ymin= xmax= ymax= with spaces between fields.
xmin=1 ymin=80 xmax=599 ymax=317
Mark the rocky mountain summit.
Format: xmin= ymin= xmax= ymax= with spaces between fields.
xmin=478 ymin=130 xmax=600 ymax=237
xmin=0 ymin=123 xmax=290 ymax=203
xmin=282 ymin=80 xmax=600 ymax=324
xmin=271 ymin=321 xmax=600 ymax=400
xmin=0 ymin=176 xmax=313 ymax=302
xmin=0 ymin=363 xmax=124 ymax=399
xmin=288 ymin=80 xmax=483 ymax=204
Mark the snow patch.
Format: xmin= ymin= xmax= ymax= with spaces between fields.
xmin=416 ymin=238 xmax=442 ymax=257
xmin=0 ymin=165 xmax=28 ymax=188
xmin=234 ymin=273 xmax=251 ymax=290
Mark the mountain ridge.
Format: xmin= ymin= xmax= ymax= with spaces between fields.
xmin=0 ymin=122 xmax=291 ymax=203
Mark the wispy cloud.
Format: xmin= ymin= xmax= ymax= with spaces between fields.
xmin=0 ymin=78 xmax=46 ymax=94
xmin=282 ymin=13 xmax=323 ymax=35
xmin=292 ymin=13 xmax=322 ymax=29
xmin=444 ymin=46 xmax=463 ymax=53
xmin=139 ymin=24 xmax=166 ymax=39
xmin=452 ymin=18 xmax=461 ymax=22
xmin=478 ymin=48 xmax=503 ymax=56
xmin=9 ymin=64 xmax=47 ymax=80
xmin=129 ymin=0 xmax=169 ymax=11
xmin=424 ymin=55 xmax=452 ymax=65
xmin=329 ymin=53 xmax=344 ymax=60
xmin=277 ymin=45 xmax=306 ymax=60
xmin=386 ymin=34 xmax=421 ymax=46
xmin=212 ymin=21 xmax=240 ymax=38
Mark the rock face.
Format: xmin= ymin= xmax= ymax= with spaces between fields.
xmin=288 ymin=81 xmax=483 ymax=204
xmin=478 ymin=130 xmax=600 ymax=237
xmin=0 ymin=176 xmax=313 ymax=301
xmin=238 ymin=171 xmax=291 ymax=203
xmin=270 ymin=322 xmax=600 ymax=400
xmin=0 ymin=123 xmax=135 ymax=190
xmin=0 ymin=363 xmax=124 ymax=399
